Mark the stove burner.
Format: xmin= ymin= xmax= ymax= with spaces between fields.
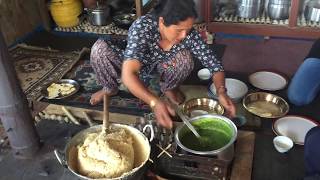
xmin=153 ymin=142 xmax=231 ymax=180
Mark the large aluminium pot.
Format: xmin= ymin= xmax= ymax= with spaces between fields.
xmin=174 ymin=114 xmax=237 ymax=162
xmin=54 ymin=124 xmax=153 ymax=179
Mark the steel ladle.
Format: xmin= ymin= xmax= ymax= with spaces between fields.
xmin=172 ymin=103 xmax=201 ymax=138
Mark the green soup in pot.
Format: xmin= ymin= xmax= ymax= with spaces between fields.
xmin=179 ymin=117 xmax=234 ymax=151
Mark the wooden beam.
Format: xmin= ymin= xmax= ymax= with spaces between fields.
xmin=205 ymin=0 xmax=211 ymax=23
xmin=43 ymin=104 xmax=140 ymax=125
xmin=208 ymin=22 xmax=320 ymax=38
xmin=38 ymin=0 xmax=52 ymax=31
xmin=289 ymin=0 xmax=300 ymax=27
xmin=135 ymin=0 xmax=142 ymax=17
xmin=0 ymin=30 xmax=40 ymax=158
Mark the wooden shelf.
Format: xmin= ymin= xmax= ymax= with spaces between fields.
xmin=208 ymin=22 xmax=320 ymax=38
xmin=204 ymin=0 xmax=320 ymax=39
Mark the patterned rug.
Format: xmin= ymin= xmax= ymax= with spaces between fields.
xmin=10 ymin=44 xmax=87 ymax=100
xmin=42 ymin=54 xmax=161 ymax=116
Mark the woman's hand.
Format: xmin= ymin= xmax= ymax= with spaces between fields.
xmin=152 ymin=100 xmax=175 ymax=129
xmin=218 ymin=93 xmax=236 ymax=118
xmin=122 ymin=60 xmax=176 ymax=128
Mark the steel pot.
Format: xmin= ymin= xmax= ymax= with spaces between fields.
xmin=238 ymin=0 xmax=263 ymax=6
xmin=86 ymin=2 xmax=110 ymax=26
xmin=174 ymin=114 xmax=237 ymax=162
xmin=237 ymin=0 xmax=264 ymax=18
xmin=54 ymin=124 xmax=154 ymax=179
xmin=268 ymin=3 xmax=290 ymax=20
xmin=269 ymin=0 xmax=291 ymax=5
xmin=305 ymin=5 xmax=320 ymax=22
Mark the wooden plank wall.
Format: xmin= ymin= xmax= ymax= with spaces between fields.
xmin=0 ymin=0 xmax=42 ymax=45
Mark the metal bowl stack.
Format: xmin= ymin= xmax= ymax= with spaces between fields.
xmin=267 ymin=0 xmax=291 ymax=20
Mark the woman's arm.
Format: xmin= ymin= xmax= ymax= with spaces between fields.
xmin=213 ymin=72 xmax=236 ymax=118
xmin=188 ymin=29 xmax=236 ymax=117
xmin=122 ymin=60 xmax=174 ymax=128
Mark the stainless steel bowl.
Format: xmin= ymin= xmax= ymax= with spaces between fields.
xmin=182 ymin=98 xmax=225 ymax=118
xmin=305 ymin=5 xmax=320 ymax=22
xmin=242 ymin=92 xmax=289 ymax=118
xmin=268 ymin=3 xmax=290 ymax=20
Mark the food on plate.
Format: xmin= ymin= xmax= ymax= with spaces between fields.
xmin=47 ymin=82 xmax=76 ymax=99
xmin=77 ymin=128 xmax=135 ymax=178
xmin=246 ymin=101 xmax=280 ymax=117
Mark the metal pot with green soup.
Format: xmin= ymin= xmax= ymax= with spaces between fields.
xmin=174 ymin=114 xmax=237 ymax=162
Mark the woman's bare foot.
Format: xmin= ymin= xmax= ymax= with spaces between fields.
xmin=90 ymin=89 xmax=117 ymax=105
xmin=164 ymin=88 xmax=185 ymax=105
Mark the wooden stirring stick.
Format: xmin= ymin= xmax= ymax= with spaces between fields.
xmin=102 ymin=94 xmax=109 ymax=132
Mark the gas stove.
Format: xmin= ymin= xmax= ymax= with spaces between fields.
xmin=135 ymin=113 xmax=233 ymax=180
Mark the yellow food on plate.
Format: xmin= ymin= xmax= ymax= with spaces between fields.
xmin=77 ymin=128 xmax=135 ymax=179
xmin=47 ymin=83 xmax=76 ymax=99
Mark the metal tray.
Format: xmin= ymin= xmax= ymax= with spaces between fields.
xmin=243 ymin=92 xmax=289 ymax=118
xmin=41 ymin=79 xmax=80 ymax=99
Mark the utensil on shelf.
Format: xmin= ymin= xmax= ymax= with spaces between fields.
xmin=86 ymin=1 xmax=110 ymax=26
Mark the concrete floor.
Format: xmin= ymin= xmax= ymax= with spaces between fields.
xmin=1 ymin=30 xmax=319 ymax=180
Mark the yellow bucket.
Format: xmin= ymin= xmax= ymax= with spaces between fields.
xmin=50 ymin=0 xmax=83 ymax=27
